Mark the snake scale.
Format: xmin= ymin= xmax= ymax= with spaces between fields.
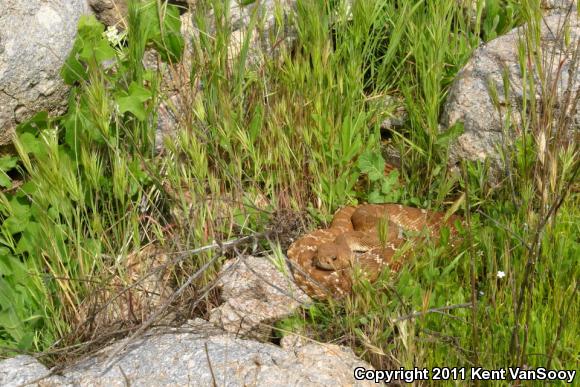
xmin=287 ymin=204 xmax=461 ymax=299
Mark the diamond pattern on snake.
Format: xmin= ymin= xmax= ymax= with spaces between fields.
xmin=287 ymin=204 xmax=461 ymax=299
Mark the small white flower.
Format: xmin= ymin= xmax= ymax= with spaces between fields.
xmin=497 ymin=271 xmax=506 ymax=279
xmin=104 ymin=26 xmax=124 ymax=46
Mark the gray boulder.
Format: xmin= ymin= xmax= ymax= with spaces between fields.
xmin=209 ymin=255 xmax=311 ymax=340
xmin=88 ymin=0 xmax=193 ymax=28
xmin=441 ymin=12 xmax=579 ymax=169
xmin=0 ymin=355 xmax=52 ymax=387
xmin=88 ymin=0 xmax=128 ymax=28
xmin=0 ymin=320 xmax=374 ymax=386
xmin=0 ymin=0 xmax=91 ymax=146
xmin=542 ymin=0 xmax=578 ymax=14
xmin=226 ymin=0 xmax=296 ymax=64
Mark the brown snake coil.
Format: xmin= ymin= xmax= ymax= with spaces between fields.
xmin=287 ymin=204 xmax=461 ymax=299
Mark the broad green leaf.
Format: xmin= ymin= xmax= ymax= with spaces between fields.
xmin=0 ymin=309 xmax=25 ymax=342
xmin=368 ymin=190 xmax=386 ymax=204
xmin=0 ymin=156 xmax=17 ymax=172
xmin=0 ymin=157 xmax=15 ymax=190
xmin=8 ymin=196 xmax=31 ymax=219
xmin=139 ymin=1 xmax=184 ymax=63
xmin=78 ymin=14 xmax=106 ymax=36
xmin=0 ymin=253 xmax=28 ymax=281
xmin=3 ymin=215 xmax=30 ymax=235
xmin=63 ymin=99 xmax=104 ymax=146
xmin=358 ymin=151 xmax=385 ymax=181
xmin=15 ymin=112 xmax=50 ymax=136
xmin=0 ymin=254 xmax=14 ymax=276
xmin=61 ymin=15 xmax=115 ymax=83
xmin=0 ymin=172 xmax=11 ymax=188
xmin=17 ymin=133 xmax=43 ymax=157
xmin=380 ymin=170 xmax=399 ymax=194
xmin=61 ymin=53 xmax=88 ymax=84
xmin=79 ymin=38 xmax=116 ymax=63
xmin=19 ymin=182 xmax=37 ymax=196
xmin=116 ymin=82 xmax=152 ymax=121
xmin=15 ymin=221 xmax=41 ymax=255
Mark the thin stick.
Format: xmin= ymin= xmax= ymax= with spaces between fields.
xmin=100 ymin=232 xmax=270 ymax=370
xmin=100 ymin=254 xmax=222 ymax=371
xmin=86 ymin=232 xmax=270 ymax=335
xmin=204 ymin=342 xmax=218 ymax=387
xmin=462 ymin=161 xmax=480 ymax=372
xmin=391 ymin=302 xmax=474 ymax=323
xmin=476 ymin=209 xmax=533 ymax=253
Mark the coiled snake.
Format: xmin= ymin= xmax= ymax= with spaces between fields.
xmin=287 ymin=204 xmax=461 ymax=299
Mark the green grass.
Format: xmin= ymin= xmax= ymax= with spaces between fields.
xmin=0 ymin=0 xmax=577 ymax=378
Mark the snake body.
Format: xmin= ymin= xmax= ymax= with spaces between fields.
xmin=287 ymin=204 xmax=461 ymax=299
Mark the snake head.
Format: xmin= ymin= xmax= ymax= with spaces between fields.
xmin=314 ymin=242 xmax=353 ymax=271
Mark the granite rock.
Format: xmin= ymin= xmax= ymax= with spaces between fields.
xmin=441 ymin=12 xmax=579 ymax=170
xmin=209 ymin=255 xmax=311 ymax=340
xmin=0 ymin=320 xmax=374 ymax=386
xmin=0 ymin=0 xmax=91 ymax=145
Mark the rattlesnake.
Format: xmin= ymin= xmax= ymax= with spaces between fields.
xmin=287 ymin=204 xmax=461 ymax=299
